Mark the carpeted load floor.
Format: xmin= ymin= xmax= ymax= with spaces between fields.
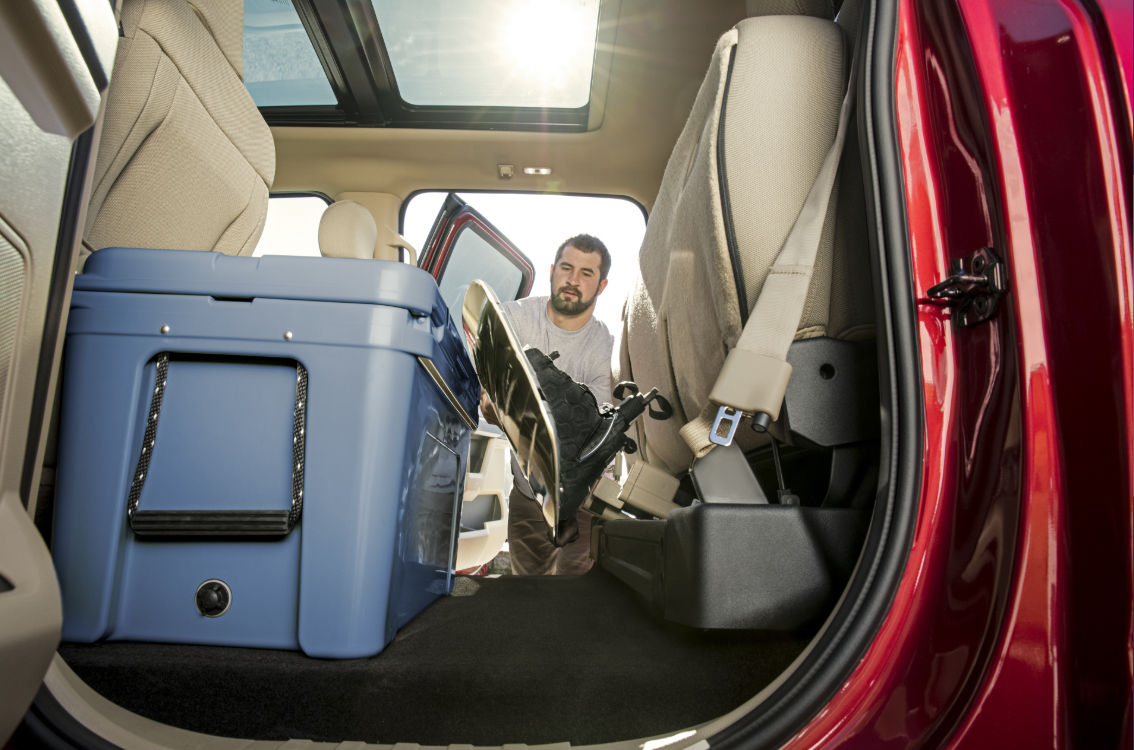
xmin=60 ymin=569 xmax=809 ymax=746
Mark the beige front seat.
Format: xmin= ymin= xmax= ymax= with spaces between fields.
xmin=83 ymin=0 xmax=274 ymax=257
xmin=619 ymin=0 xmax=873 ymax=473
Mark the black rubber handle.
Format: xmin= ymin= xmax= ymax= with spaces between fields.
xmin=130 ymin=510 xmax=293 ymax=536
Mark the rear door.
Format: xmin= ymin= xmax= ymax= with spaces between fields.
xmin=0 ymin=0 xmax=117 ymax=743
xmin=420 ymin=193 xmax=535 ymax=320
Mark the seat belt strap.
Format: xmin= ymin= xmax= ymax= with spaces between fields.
xmin=681 ymin=44 xmax=860 ymax=459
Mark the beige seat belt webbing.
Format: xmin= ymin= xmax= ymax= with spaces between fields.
xmin=681 ymin=46 xmax=859 ymax=458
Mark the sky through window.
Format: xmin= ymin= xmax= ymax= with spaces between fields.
xmin=371 ymin=0 xmax=601 ymax=108
xmin=243 ymin=0 xmax=337 ymax=107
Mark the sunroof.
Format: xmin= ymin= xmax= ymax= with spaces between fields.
xmin=370 ymin=0 xmax=601 ymax=109
xmin=243 ymin=0 xmax=337 ymax=107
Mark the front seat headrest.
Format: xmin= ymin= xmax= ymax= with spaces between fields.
xmin=319 ymin=201 xmax=378 ymax=259
xmin=745 ymin=0 xmax=834 ymax=19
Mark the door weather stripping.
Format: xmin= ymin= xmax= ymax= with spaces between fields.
xmin=925 ymin=247 xmax=1005 ymax=327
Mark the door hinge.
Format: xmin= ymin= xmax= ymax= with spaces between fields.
xmin=925 ymin=247 xmax=1005 ymax=327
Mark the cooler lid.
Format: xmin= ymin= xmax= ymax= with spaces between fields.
xmin=75 ymin=248 xmax=449 ymax=322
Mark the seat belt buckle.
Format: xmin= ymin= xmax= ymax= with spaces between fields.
xmin=709 ymin=405 xmax=742 ymax=446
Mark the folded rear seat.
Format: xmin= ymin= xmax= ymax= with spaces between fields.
xmin=598 ymin=0 xmax=878 ymax=630
xmin=52 ymin=0 xmax=479 ymax=659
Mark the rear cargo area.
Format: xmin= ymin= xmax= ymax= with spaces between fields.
xmin=59 ymin=569 xmax=810 ymax=746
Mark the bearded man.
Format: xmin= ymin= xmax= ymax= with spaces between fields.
xmin=480 ymin=234 xmax=614 ymax=576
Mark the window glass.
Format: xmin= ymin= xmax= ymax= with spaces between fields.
xmin=403 ymin=192 xmax=647 ymax=333
xmin=243 ymin=0 xmax=337 ymax=107
xmin=437 ymin=225 xmax=526 ymax=323
xmin=370 ymin=0 xmax=600 ymax=108
xmin=253 ymin=195 xmax=329 ymax=257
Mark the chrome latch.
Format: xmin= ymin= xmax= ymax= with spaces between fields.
xmin=926 ymin=247 xmax=1005 ymax=327
xmin=709 ymin=405 xmax=742 ymax=446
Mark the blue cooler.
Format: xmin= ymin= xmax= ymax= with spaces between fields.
xmin=52 ymin=248 xmax=479 ymax=659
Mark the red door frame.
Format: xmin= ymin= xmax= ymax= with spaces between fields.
xmin=429 ymin=211 xmax=535 ymax=300
xmin=771 ymin=0 xmax=1132 ymax=747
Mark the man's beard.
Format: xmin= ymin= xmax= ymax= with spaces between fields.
xmin=550 ymin=285 xmax=596 ymax=316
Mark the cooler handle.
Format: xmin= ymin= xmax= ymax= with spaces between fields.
xmin=125 ymin=353 xmax=308 ymax=537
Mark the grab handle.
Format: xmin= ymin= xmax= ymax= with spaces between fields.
xmin=126 ymin=353 xmax=308 ymax=537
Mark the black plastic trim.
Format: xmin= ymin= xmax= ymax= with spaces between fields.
xmin=306 ymin=0 xmax=386 ymax=125
xmin=15 ymin=686 xmax=121 ymax=750
xmin=699 ymin=0 xmax=922 ymax=745
xmin=292 ymin=0 xmax=354 ymax=115
xmin=270 ymin=190 xmax=334 ymax=204
xmin=20 ymin=128 xmax=92 ymax=508
xmin=259 ymin=105 xmax=592 ymax=132
xmin=258 ymin=105 xmax=349 ymax=127
xmin=55 ymin=0 xmax=108 ymax=91
xmin=717 ymin=45 xmax=748 ymax=325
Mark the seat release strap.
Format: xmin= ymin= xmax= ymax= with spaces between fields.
xmin=681 ymin=45 xmax=860 ymax=458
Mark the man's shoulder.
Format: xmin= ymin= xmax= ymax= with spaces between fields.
xmin=585 ymin=316 xmax=615 ymax=348
xmin=501 ymin=295 xmax=548 ymax=317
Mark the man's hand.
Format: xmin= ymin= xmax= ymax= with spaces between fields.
xmin=480 ymin=387 xmax=501 ymax=428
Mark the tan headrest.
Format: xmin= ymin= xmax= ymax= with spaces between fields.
xmin=319 ymin=201 xmax=378 ymax=259
xmin=745 ymin=0 xmax=834 ymax=19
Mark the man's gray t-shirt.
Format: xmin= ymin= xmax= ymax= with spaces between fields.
xmin=501 ymin=295 xmax=614 ymax=498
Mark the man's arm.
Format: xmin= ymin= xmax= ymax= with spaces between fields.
xmin=584 ymin=334 xmax=615 ymax=407
xmin=587 ymin=373 xmax=613 ymax=408
xmin=480 ymin=387 xmax=501 ymax=428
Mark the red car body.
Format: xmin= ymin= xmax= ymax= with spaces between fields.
xmin=781 ymin=0 xmax=1132 ymax=747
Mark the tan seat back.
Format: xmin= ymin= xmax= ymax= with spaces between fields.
xmin=619 ymin=0 xmax=873 ymax=473
xmin=83 ymin=0 xmax=274 ymax=257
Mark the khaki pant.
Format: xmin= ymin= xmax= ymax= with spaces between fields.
xmin=507 ymin=486 xmax=593 ymax=576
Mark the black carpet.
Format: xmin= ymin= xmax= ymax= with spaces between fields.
xmin=59 ymin=570 xmax=809 ymax=746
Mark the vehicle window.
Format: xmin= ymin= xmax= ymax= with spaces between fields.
xmin=243 ymin=0 xmax=337 ymax=107
xmin=252 ymin=195 xmax=329 ymax=257
xmin=437 ymin=224 xmax=526 ymax=316
xmin=370 ymin=0 xmax=600 ymax=108
xmin=404 ymin=191 xmax=647 ymax=332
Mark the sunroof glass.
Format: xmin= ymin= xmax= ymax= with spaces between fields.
xmin=243 ymin=0 xmax=337 ymax=107
xmin=370 ymin=0 xmax=601 ymax=109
